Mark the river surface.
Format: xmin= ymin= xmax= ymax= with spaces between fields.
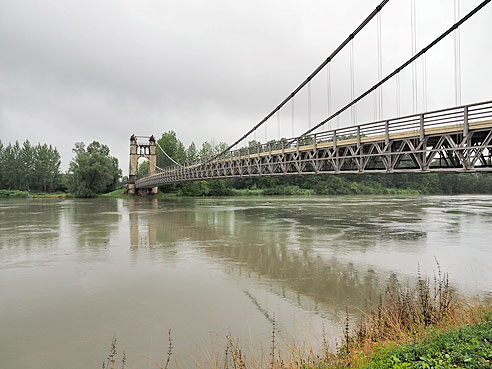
xmin=1 ymin=195 xmax=491 ymax=368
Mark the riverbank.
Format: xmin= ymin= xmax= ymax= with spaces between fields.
xmin=230 ymin=280 xmax=492 ymax=369
xmin=101 ymin=267 xmax=492 ymax=369
xmin=0 ymin=189 xmax=68 ymax=199
xmin=102 ymin=300 xmax=492 ymax=369
xmin=357 ymin=319 xmax=492 ymax=369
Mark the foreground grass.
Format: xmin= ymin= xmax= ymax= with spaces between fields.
xmin=359 ymin=319 xmax=492 ymax=369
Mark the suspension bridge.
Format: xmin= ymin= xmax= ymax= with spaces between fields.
xmin=128 ymin=0 xmax=492 ymax=195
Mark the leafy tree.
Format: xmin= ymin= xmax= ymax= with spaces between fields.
xmin=199 ymin=141 xmax=213 ymax=161
xmin=179 ymin=181 xmax=209 ymax=196
xmin=19 ymin=140 xmax=35 ymax=191
xmin=137 ymin=160 xmax=149 ymax=178
xmin=208 ymin=180 xmax=233 ymax=196
xmin=213 ymin=141 xmax=229 ymax=155
xmin=1 ymin=141 xmax=21 ymax=190
xmin=186 ymin=142 xmax=198 ymax=163
xmin=68 ymin=141 xmax=122 ymax=198
xmin=0 ymin=140 xmax=4 ymax=189
xmin=0 ymin=140 xmax=61 ymax=192
xmin=33 ymin=143 xmax=61 ymax=192
xmin=156 ymin=131 xmax=186 ymax=169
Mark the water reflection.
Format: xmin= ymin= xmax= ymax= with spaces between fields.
xmin=66 ymin=199 xmax=121 ymax=249
xmin=126 ymin=198 xmax=412 ymax=321
xmin=0 ymin=199 xmax=61 ymax=251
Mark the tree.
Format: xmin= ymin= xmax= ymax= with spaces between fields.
xmin=156 ymin=131 xmax=186 ymax=168
xmin=33 ymin=143 xmax=61 ymax=192
xmin=199 ymin=141 xmax=213 ymax=161
xmin=68 ymin=141 xmax=122 ymax=198
xmin=0 ymin=140 xmax=61 ymax=192
xmin=186 ymin=142 xmax=198 ymax=163
xmin=137 ymin=160 xmax=149 ymax=178
xmin=0 ymin=140 xmax=4 ymax=189
xmin=1 ymin=141 xmax=21 ymax=190
xmin=19 ymin=140 xmax=34 ymax=191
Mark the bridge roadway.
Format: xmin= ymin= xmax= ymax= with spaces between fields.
xmin=136 ymin=101 xmax=492 ymax=188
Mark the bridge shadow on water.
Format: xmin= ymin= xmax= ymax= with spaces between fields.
xmin=126 ymin=197 xmax=434 ymax=323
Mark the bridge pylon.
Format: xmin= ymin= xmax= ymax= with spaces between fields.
xmin=128 ymin=134 xmax=158 ymax=196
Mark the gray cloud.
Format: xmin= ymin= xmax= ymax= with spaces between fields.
xmin=1 ymin=0 xmax=491 ymax=174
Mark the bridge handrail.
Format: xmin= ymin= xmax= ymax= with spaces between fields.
xmin=136 ymin=99 xmax=492 ymax=184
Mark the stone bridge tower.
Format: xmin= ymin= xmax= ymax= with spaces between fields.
xmin=128 ymin=135 xmax=158 ymax=195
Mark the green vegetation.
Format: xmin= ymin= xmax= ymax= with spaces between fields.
xmin=99 ymin=188 xmax=127 ymax=198
xmin=361 ymin=321 xmax=492 ymax=369
xmin=67 ymin=141 xmax=122 ymax=198
xmin=137 ymin=160 xmax=149 ymax=178
xmin=0 ymin=139 xmax=61 ymax=192
xmin=1 ymin=139 xmax=125 ymax=198
xmin=0 ymin=189 xmax=67 ymax=199
xmin=0 ymin=189 xmax=29 ymax=198
xmin=151 ymin=173 xmax=491 ymax=198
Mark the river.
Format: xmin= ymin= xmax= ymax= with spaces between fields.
xmin=1 ymin=195 xmax=491 ymax=368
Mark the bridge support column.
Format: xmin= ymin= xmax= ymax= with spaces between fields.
xmin=148 ymin=136 xmax=158 ymax=195
xmin=128 ymin=135 xmax=138 ymax=195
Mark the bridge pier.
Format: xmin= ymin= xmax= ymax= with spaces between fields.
xmin=128 ymin=134 xmax=158 ymax=196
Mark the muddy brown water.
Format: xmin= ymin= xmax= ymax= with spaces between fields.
xmin=1 ymin=195 xmax=491 ymax=368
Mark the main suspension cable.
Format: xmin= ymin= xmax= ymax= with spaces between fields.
xmin=206 ymin=0 xmax=390 ymax=163
xmin=300 ymin=0 xmax=491 ymax=137
xmin=155 ymin=140 xmax=184 ymax=168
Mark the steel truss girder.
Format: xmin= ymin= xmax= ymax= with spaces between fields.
xmin=136 ymin=128 xmax=492 ymax=188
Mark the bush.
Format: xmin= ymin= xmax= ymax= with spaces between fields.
xmin=208 ymin=180 xmax=233 ymax=196
xmin=179 ymin=181 xmax=209 ymax=196
xmin=263 ymin=185 xmax=311 ymax=195
xmin=0 ymin=189 xmax=29 ymax=198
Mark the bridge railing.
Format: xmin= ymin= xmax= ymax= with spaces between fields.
xmin=137 ymin=100 xmax=492 ymax=183
xmin=217 ymin=100 xmax=492 ymax=161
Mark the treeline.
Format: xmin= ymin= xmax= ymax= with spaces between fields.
xmin=160 ymin=173 xmax=492 ymax=197
xmin=0 ymin=140 xmax=61 ymax=192
xmin=154 ymin=131 xmax=228 ymax=169
xmin=150 ymin=130 xmax=492 ymax=196
xmin=0 ymin=139 xmax=122 ymax=198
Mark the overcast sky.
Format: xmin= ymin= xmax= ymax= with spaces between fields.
xmin=1 ymin=0 xmax=491 ymax=174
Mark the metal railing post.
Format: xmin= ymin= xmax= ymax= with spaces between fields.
xmin=385 ymin=121 xmax=390 ymax=146
xmin=419 ymin=114 xmax=425 ymax=141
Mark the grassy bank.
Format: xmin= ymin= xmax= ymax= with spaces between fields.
xmin=359 ymin=319 xmax=492 ymax=369
xmin=99 ymin=188 xmax=128 ymax=198
xmin=102 ymin=267 xmax=492 ymax=368
xmin=0 ymin=189 xmax=67 ymax=199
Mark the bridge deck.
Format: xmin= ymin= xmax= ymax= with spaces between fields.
xmin=136 ymin=114 xmax=492 ymax=188
xmin=230 ymin=119 xmax=492 ymax=160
